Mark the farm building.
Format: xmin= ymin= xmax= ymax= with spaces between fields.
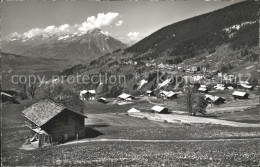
xmin=160 ymin=91 xmax=178 ymax=99
xmin=227 ymin=86 xmax=234 ymax=90
xmin=146 ymin=90 xmax=155 ymax=96
xmin=214 ymin=84 xmax=227 ymax=90
xmin=118 ymin=93 xmax=135 ymax=101
xmin=80 ymin=90 xmax=96 ymax=100
xmin=232 ymin=91 xmax=249 ymax=99
xmin=205 ymin=94 xmax=226 ymax=105
xmin=151 ymin=106 xmax=169 ymax=114
xmin=97 ymin=97 xmax=107 ymax=104
xmin=198 ymin=87 xmax=208 ymax=93
xmin=1 ymin=92 xmax=20 ymax=104
xmin=238 ymin=84 xmax=254 ymax=91
xmin=127 ymin=108 xmax=141 ymax=114
xmin=22 ymin=99 xmax=87 ymax=148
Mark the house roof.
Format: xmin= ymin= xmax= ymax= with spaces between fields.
xmin=216 ymin=86 xmax=226 ymax=90
xmin=198 ymin=87 xmax=207 ymax=91
xmin=205 ymin=94 xmax=225 ymax=102
xmin=1 ymin=92 xmax=13 ymax=97
xmin=232 ymin=91 xmax=248 ymax=97
xmin=200 ymin=85 xmax=208 ymax=88
xmin=80 ymin=90 xmax=96 ymax=95
xmin=240 ymin=84 xmax=253 ymax=89
xmin=146 ymin=90 xmax=153 ymax=93
xmin=98 ymin=97 xmax=107 ymax=101
xmin=160 ymin=91 xmax=169 ymax=96
xmin=88 ymin=90 xmax=96 ymax=94
xmin=118 ymin=93 xmax=134 ymax=99
xmin=151 ymin=105 xmax=167 ymax=112
xmin=127 ymin=108 xmax=141 ymax=113
xmin=22 ymin=99 xmax=87 ymax=127
xmin=166 ymin=91 xmax=177 ymax=97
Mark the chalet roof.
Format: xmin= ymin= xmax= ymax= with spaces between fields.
xmin=151 ymin=105 xmax=167 ymax=112
xmin=198 ymin=87 xmax=207 ymax=91
xmin=200 ymin=85 xmax=208 ymax=88
xmin=166 ymin=91 xmax=177 ymax=97
xmin=22 ymin=99 xmax=87 ymax=127
xmin=205 ymin=94 xmax=225 ymax=102
xmin=127 ymin=108 xmax=141 ymax=113
xmin=1 ymin=92 xmax=13 ymax=97
xmin=98 ymin=97 xmax=107 ymax=101
xmin=216 ymin=86 xmax=226 ymax=90
xmin=80 ymin=90 xmax=96 ymax=95
xmin=146 ymin=90 xmax=153 ymax=94
xmin=88 ymin=90 xmax=96 ymax=94
xmin=232 ymin=91 xmax=248 ymax=97
xmin=227 ymin=86 xmax=234 ymax=90
xmin=240 ymin=84 xmax=253 ymax=89
xmin=118 ymin=93 xmax=134 ymax=99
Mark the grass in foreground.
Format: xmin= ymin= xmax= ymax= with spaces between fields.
xmin=2 ymin=140 xmax=260 ymax=166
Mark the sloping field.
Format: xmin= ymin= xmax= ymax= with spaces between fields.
xmin=3 ymin=139 xmax=260 ymax=166
xmin=128 ymin=113 xmax=260 ymax=127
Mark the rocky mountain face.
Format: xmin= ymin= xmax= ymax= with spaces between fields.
xmin=2 ymin=28 xmax=126 ymax=61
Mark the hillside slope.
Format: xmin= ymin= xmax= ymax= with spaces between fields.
xmin=63 ymin=1 xmax=259 ymax=96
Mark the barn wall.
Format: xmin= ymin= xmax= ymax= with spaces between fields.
xmin=42 ymin=110 xmax=85 ymax=142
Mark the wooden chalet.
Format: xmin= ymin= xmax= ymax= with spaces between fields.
xmin=151 ymin=105 xmax=169 ymax=114
xmin=146 ymin=90 xmax=155 ymax=96
xmin=118 ymin=93 xmax=135 ymax=101
xmin=205 ymin=94 xmax=226 ymax=105
xmin=232 ymin=91 xmax=249 ymax=99
xmin=22 ymin=99 xmax=87 ymax=148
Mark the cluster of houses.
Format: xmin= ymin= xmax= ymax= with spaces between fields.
xmin=19 ymin=73 xmax=255 ymax=149
xmin=127 ymin=105 xmax=169 ymax=114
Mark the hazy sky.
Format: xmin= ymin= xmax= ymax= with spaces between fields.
xmin=2 ymin=0 xmax=242 ymax=43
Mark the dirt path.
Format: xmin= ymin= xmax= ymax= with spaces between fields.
xmin=129 ymin=113 xmax=260 ymax=127
xmin=61 ymin=138 xmax=260 ymax=146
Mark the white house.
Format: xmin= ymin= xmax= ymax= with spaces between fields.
xmin=118 ymin=93 xmax=135 ymax=101
xmin=151 ymin=106 xmax=169 ymax=114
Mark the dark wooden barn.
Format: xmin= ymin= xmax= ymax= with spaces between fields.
xmin=232 ymin=91 xmax=249 ymax=100
xmin=22 ymin=99 xmax=87 ymax=148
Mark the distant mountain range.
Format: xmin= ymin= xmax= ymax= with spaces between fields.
xmin=2 ymin=28 xmax=126 ymax=61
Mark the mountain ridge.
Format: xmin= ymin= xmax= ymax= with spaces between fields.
xmin=2 ymin=28 xmax=126 ymax=61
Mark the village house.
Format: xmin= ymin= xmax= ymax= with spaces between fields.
xmin=146 ymin=90 xmax=155 ymax=96
xmin=238 ymin=84 xmax=254 ymax=91
xmin=127 ymin=108 xmax=141 ymax=114
xmin=205 ymin=94 xmax=226 ymax=105
xmin=1 ymin=92 xmax=20 ymax=104
xmin=97 ymin=97 xmax=107 ymax=104
xmin=198 ymin=85 xmax=209 ymax=93
xmin=22 ymin=99 xmax=87 ymax=148
xmin=118 ymin=93 xmax=135 ymax=101
xmin=80 ymin=90 xmax=96 ymax=100
xmin=160 ymin=91 xmax=178 ymax=99
xmin=151 ymin=105 xmax=169 ymax=114
xmin=232 ymin=91 xmax=249 ymax=99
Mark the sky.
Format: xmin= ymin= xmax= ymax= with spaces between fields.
xmin=2 ymin=0 xmax=243 ymax=44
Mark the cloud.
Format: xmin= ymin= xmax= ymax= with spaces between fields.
xmin=127 ymin=32 xmax=140 ymax=41
xmin=115 ymin=20 xmax=123 ymax=26
xmin=9 ymin=12 xmax=122 ymax=39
